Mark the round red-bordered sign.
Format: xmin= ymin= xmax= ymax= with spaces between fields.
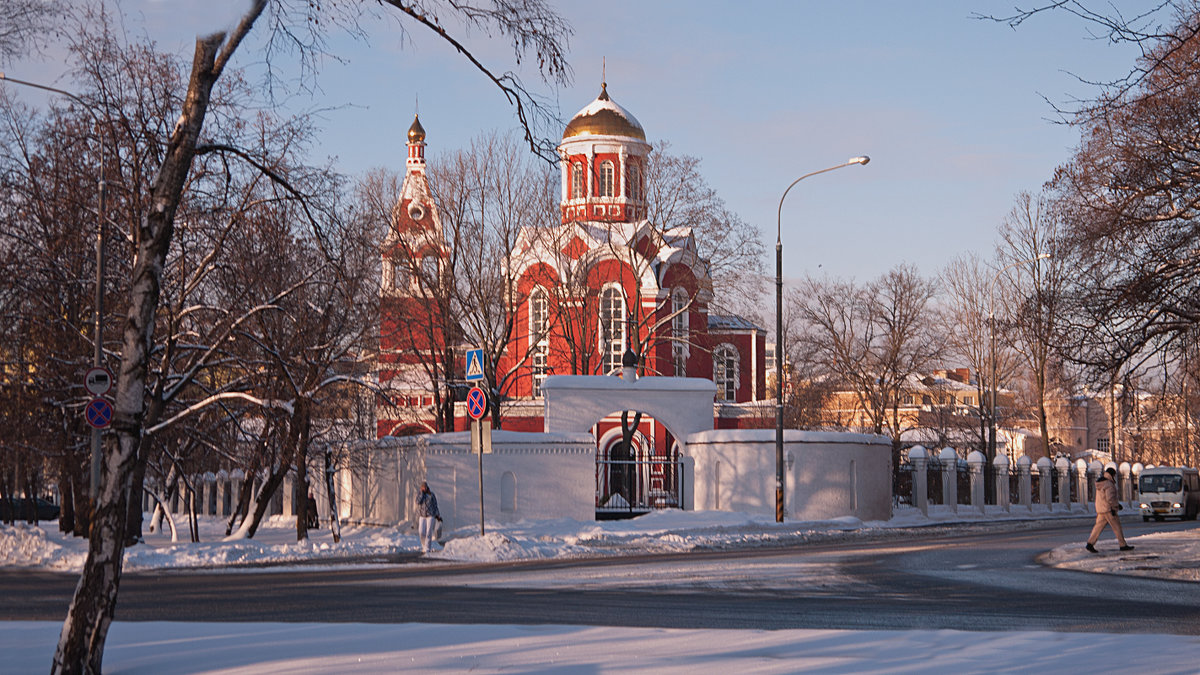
xmin=85 ymin=398 xmax=113 ymax=429
xmin=85 ymin=367 xmax=113 ymax=396
xmin=466 ymin=387 xmax=487 ymax=419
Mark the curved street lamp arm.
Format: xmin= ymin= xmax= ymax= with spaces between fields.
xmin=776 ymin=156 xmax=871 ymax=242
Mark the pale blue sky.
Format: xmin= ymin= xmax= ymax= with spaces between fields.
xmin=9 ymin=1 xmax=1157 ymax=284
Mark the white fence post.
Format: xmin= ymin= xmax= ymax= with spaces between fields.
xmin=1016 ymin=455 xmax=1031 ymax=509
xmin=1118 ymin=461 xmax=1132 ymax=507
xmin=967 ymin=451 xmax=986 ymax=512
xmin=1077 ymin=459 xmax=1091 ymax=511
xmin=1055 ymin=457 xmax=1070 ymax=510
xmin=1036 ymin=457 xmax=1053 ymax=509
xmin=910 ymin=445 xmax=928 ymax=516
xmin=939 ymin=447 xmax=958 ymax=513
xmin=993 ymin=453 xmax=1011 ymax=512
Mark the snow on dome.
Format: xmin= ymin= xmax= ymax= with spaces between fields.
xmin=562 ymin=82 xmax=646 ymax=141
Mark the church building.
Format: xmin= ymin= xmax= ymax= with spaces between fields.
xmin=376 ymin=82 xmax=769 ymax=513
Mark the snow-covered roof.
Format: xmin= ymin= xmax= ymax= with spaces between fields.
xmin=708 ymin=314 xmax=763 ymax=332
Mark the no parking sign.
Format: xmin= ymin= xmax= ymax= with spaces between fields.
xmin=466 ymin=387 xmax=487 ymax=419
xmin=85 ymin=398 xmax=113 ymax=429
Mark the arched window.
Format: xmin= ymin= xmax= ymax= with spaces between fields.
xmin=599 ymin=286 xmax=626 ymax=375
xmin=420 ymin=256 xmax=439 ymax=285
xmin=391 ymin=260 xmax=410 ymax=291
xmin=713 ymin=344 xmax=739 ymax=401
xmin=530 ymin=288 xmax=549 ymax=397
xmin=599 ymin=160 xmax=615 ymax=198
xmin=626 ymin=162 xmax=642 ymax=201
xmin=571 ymin=162 xmax=584 ymax=199
xmin=672 ymin=288 xmax=689 ymax=376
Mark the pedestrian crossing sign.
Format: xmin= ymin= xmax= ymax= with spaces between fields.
xmin=465 ymin=348 xmax=484 ymax=381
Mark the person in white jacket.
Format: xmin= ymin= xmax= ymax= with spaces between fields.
xmin=1086 ymin=467 xmax=1133 ymax=553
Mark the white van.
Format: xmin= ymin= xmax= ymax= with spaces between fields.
xmin=1138 ymin=466 xmax=1200 ymax=521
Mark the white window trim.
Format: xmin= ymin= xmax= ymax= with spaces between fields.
xmin=599 ymin=160 xmax=615 ymax=198
xmin=672 ymin=288 xmax=689 ymax=376
xmin=714 ymin=343 xmax=739 ymax=401
xmin=599 ymin=284 xmax=626 ymax=375
xmin=530 ymin=288 xmax=549 ymax=397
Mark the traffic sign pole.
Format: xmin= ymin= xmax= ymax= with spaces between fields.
xmin=84 ymin=368 xmax=113 ymax=500
xmin=464 ymin=385 xmax=488 ymax=536
xmin=477 ymin=420 xmax=486 ymax=536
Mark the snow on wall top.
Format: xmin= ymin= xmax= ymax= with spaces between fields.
xmin=540 ymin=374 xmax=717 ymax=392
xmin=688 ymin=428 xmax=892 ymax=446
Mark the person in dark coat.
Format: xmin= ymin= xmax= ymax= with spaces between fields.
xmin=306 ymin=492 xmax=319 ymax=529
xmin=415 ymin=481 xmax=441 ymax=553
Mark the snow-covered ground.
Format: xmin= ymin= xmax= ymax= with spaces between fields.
xmin=4 ymin=508 xmax=1200 ymax=673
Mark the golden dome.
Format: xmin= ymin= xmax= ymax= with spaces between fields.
xmin=562 ymin=83 xmax=645 ymax=141
xmin=408 ymin=114 xmax=426 ymax=143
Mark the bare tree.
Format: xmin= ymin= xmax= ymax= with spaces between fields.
xmin=986 ymin=3 xmax=1200 ymax=375
xmin=430 ymin=131 xmax=558 ymax=425
xmin=793 ymin=265 xmax=941 ymax=467
xmin=940 ymin=254 xmax=996 ymax=455
xmin=644 ymin=142 xmax=766 ymax=316
xmin=46 ymin=1 xmax=573 ymax=671
xmin=0 ymin=92 xmax=101 ymax=535
xmin=998 ymin=192 xmax=1072 ymax=462
xmin=0 ymin=0 xmax=60 ymax=64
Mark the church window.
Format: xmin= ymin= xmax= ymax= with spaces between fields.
xmin=627 ymin=163 xmax=642 ymax=201
xmin=571 ymin=162 xmax=584 ymax=199
xmin=714 ymin=344 xmax=739 ymax=401
xmin=672 ymin=288 xmax=688 ymax=376
xmin=530 ymin=288 xmax=549 ymax=397
xmin=599 ymin=286 xmax=626 ymax=375
xmin=420 ymin=256 xmax=439 ymax=285
xmin=599 ymin=160 xmax=615 ymax=198
xmin=392 ymin=261 xmax=410 ymax=290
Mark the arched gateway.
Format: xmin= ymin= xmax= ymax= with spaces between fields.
xmin=541 ymin=375 xmax=715 ymax=517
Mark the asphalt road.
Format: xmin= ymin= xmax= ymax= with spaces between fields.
xmin=3 ymin=518 xmax=1198 ymax=634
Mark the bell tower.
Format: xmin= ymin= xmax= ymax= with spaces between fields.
xmin=558 ymin=82 xmax=651 ymax=225
xmin=382 ymin=114 xmax=443 ymax=294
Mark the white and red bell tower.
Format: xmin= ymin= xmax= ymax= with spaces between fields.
xmin=377 ymin=114 xmax=447 ymax=438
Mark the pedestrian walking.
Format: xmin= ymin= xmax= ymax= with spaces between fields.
xmin=1087 ymin=466 xmax=1133 ymax=553
xmin=415 ymin=481 xmax=441 ymax=553
xmin=305 ymin=492 xmax=320 ymax=529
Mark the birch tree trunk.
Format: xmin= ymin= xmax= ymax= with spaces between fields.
xmin=51 ymin=7 xmax=263 ymax=671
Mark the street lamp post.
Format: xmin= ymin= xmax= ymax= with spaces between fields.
xmin=775 ymin=156 xmax=869 ymax=522
xmin=987 ymin=253 xmax=1050 ymax=487
xmin=1 ymin=73 xmax=108 ymax=499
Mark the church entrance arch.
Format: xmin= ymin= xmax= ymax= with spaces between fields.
xmin=541 ymin=375 xmax=716 ymax=517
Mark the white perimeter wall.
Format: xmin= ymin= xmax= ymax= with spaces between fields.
xmin=686 ymin=429 xmax=893 ymax=522
xmin=346 ymin=430 xmax=595 ymax=531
